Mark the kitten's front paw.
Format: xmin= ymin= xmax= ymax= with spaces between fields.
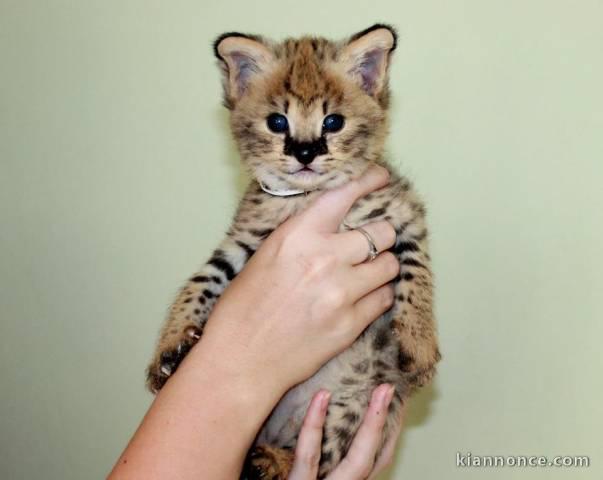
xmin=146 ymin=325 xmax=201 ymax=393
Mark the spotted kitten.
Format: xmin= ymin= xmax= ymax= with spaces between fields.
xmin=147 ymin=24 xmax=440 ymax=479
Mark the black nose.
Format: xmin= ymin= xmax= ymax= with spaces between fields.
xmin=294 ymin=144 xmax=316 ymax=165
xmin=284 ymin=137 xmax=328 ymax=166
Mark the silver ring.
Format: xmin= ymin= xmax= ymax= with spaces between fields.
xmin=355 ymin=226 xmax=379 ymax=262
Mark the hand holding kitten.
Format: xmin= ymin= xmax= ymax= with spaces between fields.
xmin=198 ymin=165 xmax=399 ymax=394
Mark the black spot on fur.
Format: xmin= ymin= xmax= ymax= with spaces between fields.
xmin=202 ymin=289 xmax=215 ymax=299
xmin=236 ymin=240 xmax=256 ymax=260
xmin=352 ymin=359 xmax=369 ymax=374
xmin=412 ymin=229 xmax=428 ymax=242
xmin=402 ymin=258 xmax=426 ymax=269
xmin=373 ymin=359 xmax=390 ymax=370
xmin=191 ymin=275 xmax=209 ymax=283
xmin=398 ymin=349 xmax=414 ymax=372
xmin=321 ymin=449 xmax=333 ymax=464
xmin=208 ymin=257 xmax=236 ymax=280
xmin=342 ymin=411 xmax=360 ymax=424
xmin=364 ymin=207 xmax=386 ymax=220
xmin=402 ymin=272 xmax=414 ymax=281
xmin=392 ymin=241 xmax=419 ymax=255
xmin=333 ymin=427 xmax=352 ymax=450
xmin=248 ymin=227 xmax=274 ymax=238
xmin=373 ymin=327 xmax=390 ymax=350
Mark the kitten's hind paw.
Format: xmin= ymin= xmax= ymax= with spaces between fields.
xmin=146 ymin=325 xmax=201 ymax=393
xmin=241 ymin=445 xmax=294 ymax=480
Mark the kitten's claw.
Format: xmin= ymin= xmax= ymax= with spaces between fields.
xmin=146 ymin=325 xmax=202 ymax=393
xmin=185 ymin=325 xmax=201 ymax=340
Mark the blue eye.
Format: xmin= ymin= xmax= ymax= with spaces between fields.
xmin=322 ymin=114 xmax=345 ymax=133
xmin=267 ymin=113 xmax=289 ymax=133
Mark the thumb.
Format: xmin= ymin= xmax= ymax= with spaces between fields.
xmin=300 ymin=165 xmax=390 ymax=232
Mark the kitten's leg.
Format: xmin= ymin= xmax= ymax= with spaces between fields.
xmin=242 ymin=445 xmax=294 ymax=480
xmin=146 ymin=233 xmax=262 ymax=392
xmin=390 ymin=215 xmax=441 ymax=388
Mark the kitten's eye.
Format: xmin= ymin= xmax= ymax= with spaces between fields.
xmin=322 ymin=114 xmax=345 ymax=133
xmin=266 ymin=113 xmax=289 ymax=133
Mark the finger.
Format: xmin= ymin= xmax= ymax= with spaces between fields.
xmin=368 ymin=404 xmax=406 ymax=479
xmin=301 ymin=165 xmax=390 ymax=232
xmin=289 ymin=390 xmax=331 ymax=480
xmin=350 ymin=283 xmax=395 ymax=335
xmin=328 ymin=384 xmax=395 ymax=480
xmin=345 ymin=252 xmax=398 ymax=303
xmin=335 ymin=221 xmax=396 ymax=265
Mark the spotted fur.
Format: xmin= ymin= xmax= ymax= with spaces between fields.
xmin=147 ymin=24 xmax=440 ymax=479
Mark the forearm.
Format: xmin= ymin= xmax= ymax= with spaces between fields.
xmin=109 ymin=331 xmax=284 ymax=480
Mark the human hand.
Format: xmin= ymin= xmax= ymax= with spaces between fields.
xmin=289 ymin=385 xmax=403 ymax=480
xmin=201 ymin=166 xmax=399 ymax=393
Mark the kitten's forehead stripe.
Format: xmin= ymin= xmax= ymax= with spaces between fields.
xmin=273 ymin=38 xmax=343 ymax=108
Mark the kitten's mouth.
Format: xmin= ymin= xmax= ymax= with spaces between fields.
xmin=295 ymin=166 xmax=317 ymax=174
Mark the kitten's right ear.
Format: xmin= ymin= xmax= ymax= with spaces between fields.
xmin=213 ymin=32 xmax=274 ymax=109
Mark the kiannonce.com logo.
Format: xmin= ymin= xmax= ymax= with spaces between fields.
xmin=456 ymin=452 xmax=590 ymax=468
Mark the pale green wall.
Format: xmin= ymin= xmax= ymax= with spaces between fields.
xmin=1 ymin=1 xmax=602 ymax=479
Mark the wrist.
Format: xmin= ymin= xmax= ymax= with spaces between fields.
xmin=184 ymin=327 xmax=287 ymax=430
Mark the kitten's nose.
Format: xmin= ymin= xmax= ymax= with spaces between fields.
xmin=293 ymin=143 xmax=316 ymax=165
xmin=285 ymin=138 xmax=328 ymax=166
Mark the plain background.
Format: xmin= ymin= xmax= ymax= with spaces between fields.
xmin=1 ymin=1 xmax=602 ymax=479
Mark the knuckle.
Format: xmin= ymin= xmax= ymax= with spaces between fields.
xmin=271 ymin=228 xmax=297 ymax=256
xmin=382 ymin=252 xmax=400 ymax=276
xmin=382 ymin=222 xmax=397 ymax=246
xmin=376 ymin=165 xmax=391 ymax=182
xmin=323 ymin=286 xmax=347 ymax=310
xmin=301 ymin=451 xmax=321 ymax=468
xmin=382 ymin=455 xmax=394 ymax=469
xmin=382 ymin=286 xmax=395 ymax=307
xmin=305 ymin=252 xmax=337 ymax=278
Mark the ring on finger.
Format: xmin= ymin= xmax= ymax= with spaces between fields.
xmin=354 ymin=226 xmax=379 ymax=263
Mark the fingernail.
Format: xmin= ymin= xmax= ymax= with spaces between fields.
xmin=320 ymin=391 xmax=331 ymax=412
xmin=386 ymin=385 xmax=395 ymax=404
xmin=380 ymin=384 xmax=394 ymax=408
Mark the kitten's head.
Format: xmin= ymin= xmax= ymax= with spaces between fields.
xmin=214 ymin=24 xmax=397 ymax=191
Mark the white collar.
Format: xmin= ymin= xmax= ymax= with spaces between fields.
xmin=259 ymin=181 xmax=307 ymax=197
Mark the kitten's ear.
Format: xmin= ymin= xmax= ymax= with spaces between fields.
xmin=213 ymin=32 xmax=275 ymax=108
xmin=339 ymin=24 xmax=397 ymax=98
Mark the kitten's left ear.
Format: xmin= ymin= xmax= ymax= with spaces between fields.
xmin=339 ymin=24 xmax=397 ymax=98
